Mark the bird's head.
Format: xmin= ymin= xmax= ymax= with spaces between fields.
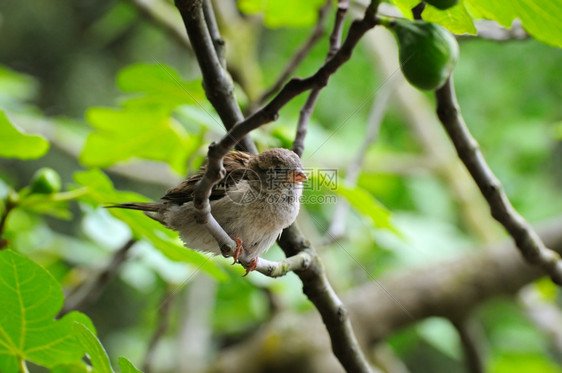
xmin=248 ymin=148 xmax=307 ymax=189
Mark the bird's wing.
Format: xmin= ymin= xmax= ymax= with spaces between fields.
xmin=161 ymin=151 xmax=253 ymax=204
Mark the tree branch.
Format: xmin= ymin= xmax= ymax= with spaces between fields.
xmin=293 ymin=0 xmax=350 ymax=157
xmin=452 ymin=318 xmax=485 ymax=373
xmin=62 ymin=238 xmax=137 ymax=314
xmin=257 ymin=0 xmax=332 ymax=107
xmin=278 ymin=225 xmax=374 ymax=373
xmin=174 ymin=0 xmax=257 ymax=153
xmin=175 ymin=2 xmax=382 ymax=371
xmin=187 ymin=1 xmax=380 ymax=260
xmin=254 ymin=250 xmax=313 ymax=278
xmin=214 ymin=217 xmax=562 ymax=372
xmin=435 ymin=79 xmax=562 ymax=285
xmin=201 ymin=0 xmax=225 ymax=67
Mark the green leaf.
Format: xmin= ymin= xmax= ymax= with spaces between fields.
xmin=72 ymin=322 xmax=113 ymax=373
xmin=0 ymin=250 xmax=93 ymax=371
xmin=490 ymin=353 xmax=562 ymax=373
xmin=423 ymin=2 xmax=477 ymax=34
xmin=391 ymin=0 xmax=421 ymax=19
xmin=511 ymin=0 xmax=562 ymax=48
xmin=335 ymin=184 xmax=399 ymax=234
xmin=0 ymin=110 xmax=49 ymax=159
xmin=238 ymin=0 xmax=326 ymax=28
xmin=416 ymin=318 xmax=461 ymax=359
xmin=464 ymin=0 xmax=516 ymax=27
xmin=117 ymin=63 xmax=205 ymax=111
xmin=0 ymin=65 xmax=38 ymax=105
xmin=80 ymin=107 xmax=191 ymax=174
xmin=118 ymin=357 xmax=143 ymax=373
xmin=73 ymin=169 xmax=227 ymax=282
xmin=466 ymin=0 xmax=562 ymax=47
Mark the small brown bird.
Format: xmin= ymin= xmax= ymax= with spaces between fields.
xmin=109 ymin=148 xmax=307 ymax=275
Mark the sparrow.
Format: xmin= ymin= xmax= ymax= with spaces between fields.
xmin=109 ymin=148 xmax=307 ymax=275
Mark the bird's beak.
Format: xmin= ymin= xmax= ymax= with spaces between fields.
xmin=291 ymin=170 xmax=307 ymax=183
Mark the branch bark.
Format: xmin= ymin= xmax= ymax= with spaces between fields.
xmin=293 ymin=0 xmax=350 ymax=157
xmin=182 ymin=1 xmax=380 ymax=259
xmin=174 ymin=2 xmax=383 ymax=372
xmin=435 ymin=79 xmax=562 ymax=285
xmin=214 ymin=217 xmax=562 ymax=372
xmin=257 ymin=0 xmax=332 ymax=107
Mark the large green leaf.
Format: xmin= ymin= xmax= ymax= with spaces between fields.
xmin=466 ymin=0 xmax=562 ymax=47
xmin=0 ymin=110 xmax=49 ymax=159
xmin=117 ymin=63 xmax=205 ymax=111
xmin=511 ymin=0 xmax=562 ymax=48
xmin=238 ymin=0 xmax=326 ymax=28
xmin=73 ymin=169 xmax=227 ymax=282
xmin=0 ymin=250 xmax=93 ymax=371
xmin=80 ymin=107 xmax=191 ymax=174
xmin=464 ymin=0 xmax=516 ymax=27
xmin=72 ymin=323 xmax=113 ymax=373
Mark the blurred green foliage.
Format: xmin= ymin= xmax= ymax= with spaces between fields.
xmin=0 ymin=0 xmax=561 ymax=372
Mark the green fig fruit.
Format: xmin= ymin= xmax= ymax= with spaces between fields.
xmin=389 ymin=19 xmax=459 ymax=90
xmin=425 ymin=0 xmax=459 ymax=10
xmin=30 ymin=168 xmax=62 ymax=194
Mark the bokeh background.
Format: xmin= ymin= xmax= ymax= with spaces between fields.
xmin=1 ymin=0 xmax=562 ymax=372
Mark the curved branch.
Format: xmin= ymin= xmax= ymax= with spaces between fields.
xmin=435 ymin=79 xmax=562 ymax=285
xmin=189 ymin=1 xmax=381 ymax=258
xmin=278 ymin=225 xmax=374 ymax=373
xmin=174 ymin=0 xmax=257 ymax=154
xmin=293 ymin=0 xmax=350 ymax=157
xmin=214 ymin=217 xmax=562 ymax=372
xmin=452 ymin=318 xmax=485 ymax=373
xmin=257 ymin=0 xmax=332 ymax=106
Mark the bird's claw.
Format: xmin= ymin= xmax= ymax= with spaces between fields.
xmin=232 ymin=237 xmax=243 ymax=265
xmin=242 ymin=258 xmax=258 ymax=277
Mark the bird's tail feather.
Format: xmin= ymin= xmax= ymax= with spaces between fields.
xmin=105 ymin=202 xmax=160 ymax=212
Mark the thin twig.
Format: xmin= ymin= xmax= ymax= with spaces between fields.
xmin=181 ymin=0 xmax=381 ymax=259
xmin=278 ymin=225 xmax=374 ymax=373
xmin=202 ymin=0 xmax=225 ymax=67
xmin=61 ymin=239 xmax=137 ymax=314
xmin=253 ymin=250 xmax=313 ymax=277
xmin=435 ymin=78 xmax=562 ymax=284
xmin=293 ymin=0 xmax=350 ymax=157
xmin=143 ymin=289 xmax=175 ymax=373
xmin=175 ymin=2 xmax=381 ymax=372
xmin=451 ymin=318 xmax=485 ymax=373
xmin=215 ymin=218 xmax=562 ymax=371
xmin=257 ymin=0 xmax=332 ymax=106
xmin=174 ymin=0 xmax=257 ymax=154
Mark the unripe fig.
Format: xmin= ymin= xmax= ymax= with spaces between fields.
xmin=30 ymin=168 xmax=62 ymax=194
xmin=425 ymin=0 xmax=459 ymax=10
xmin=389 ymin=19 xmax=459 ymax=90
